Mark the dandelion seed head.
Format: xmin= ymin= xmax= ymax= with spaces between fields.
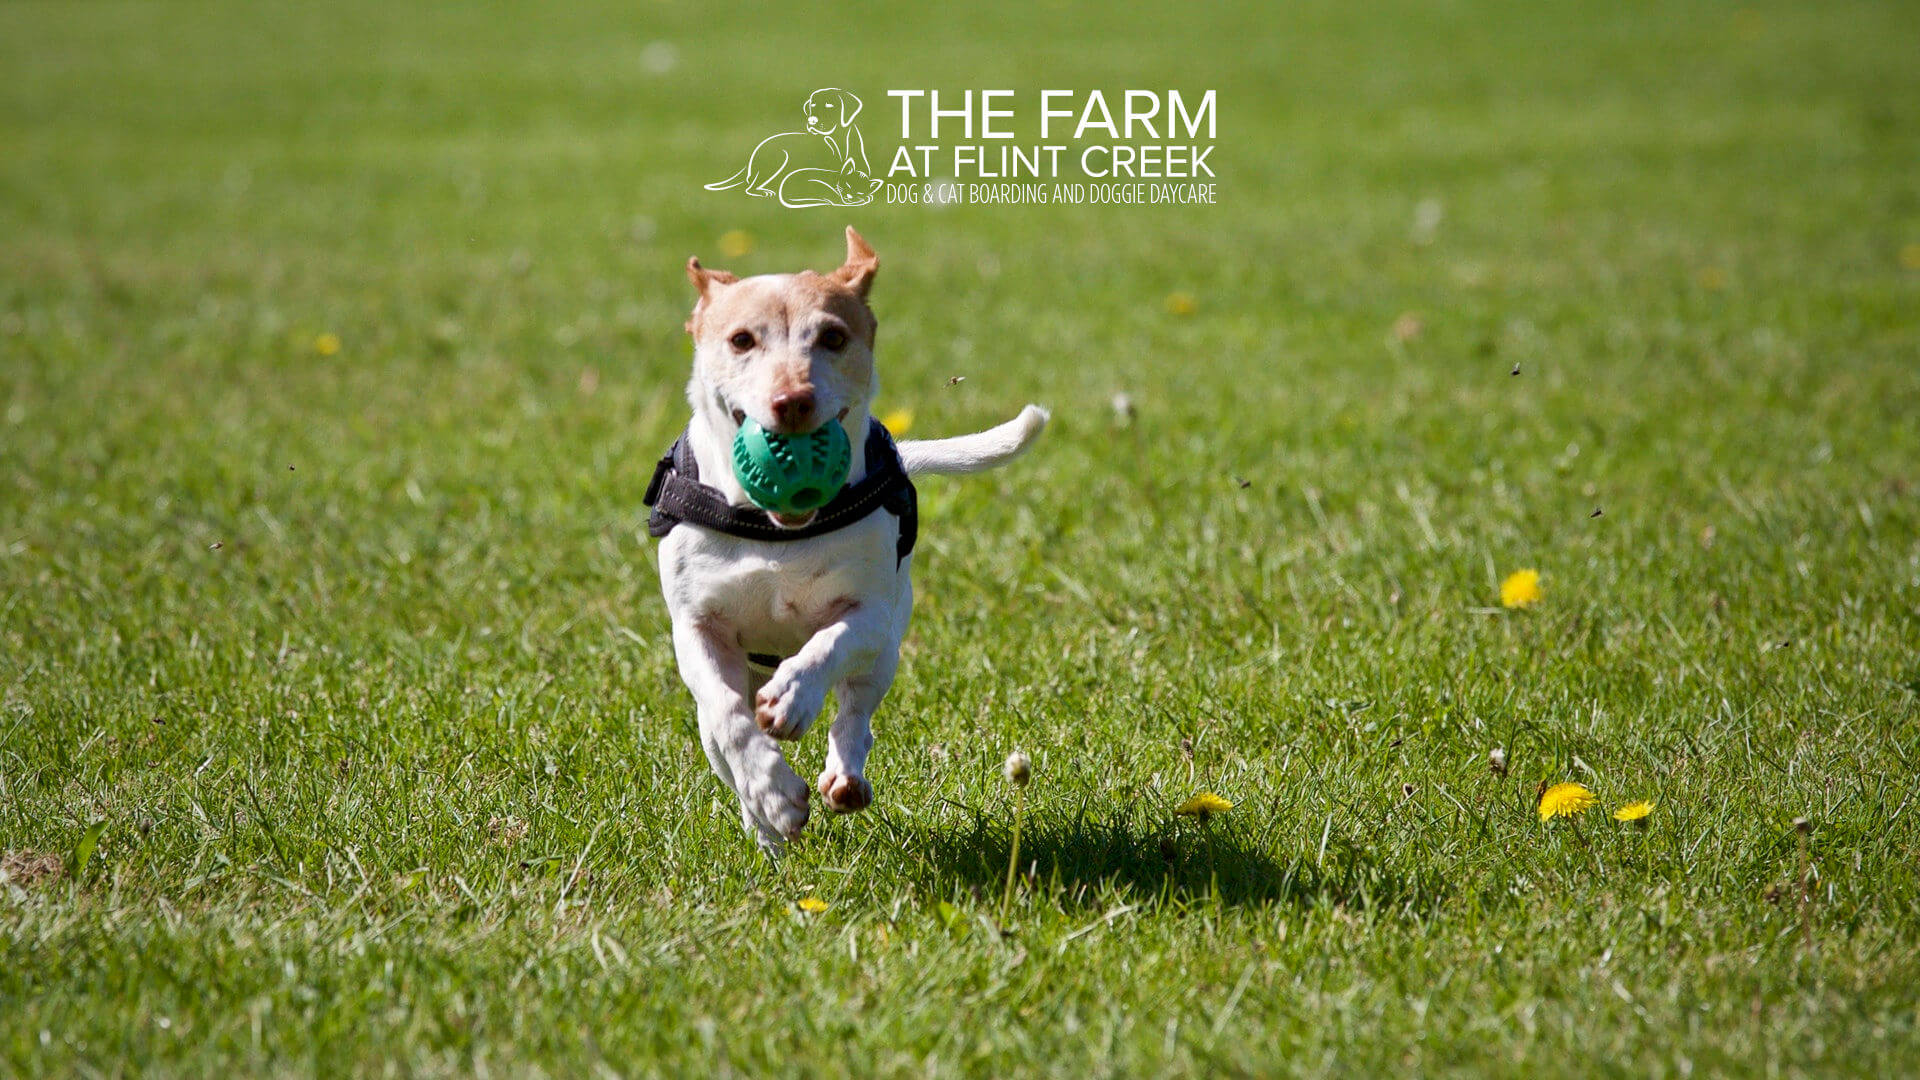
xmin=639 ymin=41 xmax=679 ymax=75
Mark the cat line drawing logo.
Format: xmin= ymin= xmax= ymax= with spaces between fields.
xmin=705 ymin=88 xmax=883 ymax=208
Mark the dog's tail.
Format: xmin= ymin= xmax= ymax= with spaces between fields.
xmin=705 ymin=165 xmax=750 ymax=192
xmin=898 ymin=405 xmax=1049 ymax=476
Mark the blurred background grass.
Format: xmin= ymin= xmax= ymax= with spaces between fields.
xmin=3 ymin=0 xmax=1919 ymax=1075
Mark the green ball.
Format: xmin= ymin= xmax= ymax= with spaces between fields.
xmin=730 ymin=418 xmax=852 ymax=516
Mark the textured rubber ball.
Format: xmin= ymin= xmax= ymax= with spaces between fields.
xmin=730 ymin=417 xmax=852 ymax=516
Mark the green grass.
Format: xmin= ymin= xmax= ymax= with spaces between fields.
xmin=4 ymin=0 xmax=1920 ymax=1074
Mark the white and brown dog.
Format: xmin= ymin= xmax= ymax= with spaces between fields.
xmin=648 ymin=227 xmax=1047 ymax=852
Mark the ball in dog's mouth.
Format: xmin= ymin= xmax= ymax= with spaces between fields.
xmin=728 ymin=411 xmax=854 ymax=524
xmin=763 ymin=409 xmax=844 ymax=527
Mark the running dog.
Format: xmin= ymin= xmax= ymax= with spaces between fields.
xmin=644 ymin=227 xmax=1047 ymax=851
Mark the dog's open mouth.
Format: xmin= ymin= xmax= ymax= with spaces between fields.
xmin=725 ymin=402 xmax=851 ymax=434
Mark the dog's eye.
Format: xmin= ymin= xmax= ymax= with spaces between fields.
xmin=817 ymin=327 xmax=848 ymax=351
xmin=728 ymin=330 xmax=755 ymax=352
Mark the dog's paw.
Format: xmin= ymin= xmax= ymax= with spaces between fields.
xmin=755 ymin=670 xmax=825 ymax=741
xmin=817 ymin=770 xmax=872 ymax=814
xmin=743 ymin=767 xmax=812 ymax=847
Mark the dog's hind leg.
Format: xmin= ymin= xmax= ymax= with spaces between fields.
xmin=743 ymin=151 xmax=789 ymax=197
xmin=673 ymin=620 xmax=811 ymax=852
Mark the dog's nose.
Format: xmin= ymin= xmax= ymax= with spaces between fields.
xmin=770 ymin=389 xmax=817 ymax=431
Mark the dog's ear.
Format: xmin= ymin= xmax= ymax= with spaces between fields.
xmin=830 ymin=227 xmax=877 ymax=298
xmin=836 ymin=89 xmax=862 ymax=127
xmin=687 ymin=257 xmax=737 ymax=296
xmin=685 ymin=257 xmax=737 ymax=334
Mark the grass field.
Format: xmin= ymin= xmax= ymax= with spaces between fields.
xmin=4 ymin=0 xmax=1920 ymax=1074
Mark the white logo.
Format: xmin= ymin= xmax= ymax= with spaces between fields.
xmin=705 ymin=88 xmax=884 ymax=208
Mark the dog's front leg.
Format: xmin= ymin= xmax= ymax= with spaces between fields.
xmin=816 ymin=646 xmax=898 ymax=814
xmin=756 ymin=603 xmax=900 ymax=814
xmin=754 ymin=602 xmax=890 ymax=742
xmin=672 ymin=619 xmax=811 ymax=852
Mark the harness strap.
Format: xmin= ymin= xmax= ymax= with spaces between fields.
xmin=644 ymin=419 xmax=917 ymax=564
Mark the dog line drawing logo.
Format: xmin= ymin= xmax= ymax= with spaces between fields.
xmin=706 ymin=88 xmax=885 ymax=209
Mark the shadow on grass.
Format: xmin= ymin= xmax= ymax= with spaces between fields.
xmin=870 ymin=803 xmax=1450 ymax=914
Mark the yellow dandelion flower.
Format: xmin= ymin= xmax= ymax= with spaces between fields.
xmin=1538 ymin=781 xmax=1597 ymax=821
xmin=879 ymin=407 xmax=913 ymax=435
xmin=1500 ymin=569 xmax=1542 ymax=609
xmin=1175 ymin=792 xmax=1233 ymax=817
xmin=1696 ymin=266 xmax=1728 ymax=291
xmin=796 ymin=896 xmax=828 ymax=913
xmin=719 ymin=229 xmax=754 ymax=259
xmin=1901 ymin=243 xmax=1920 ymax=271
xmin=1164 ymin=291 xmax=1198 ymax=316
xmin=1613 ymin=800 xmax=1654 ymax=823
xmin=314 ymin=332 xmax=341 ymax=357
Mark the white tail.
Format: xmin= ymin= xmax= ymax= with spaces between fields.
xmin=898 ymin=405 xmax=1049 ymax=476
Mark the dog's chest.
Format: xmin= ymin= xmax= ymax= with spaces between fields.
xmin=659 ymin=514 xmax=903 ymax=653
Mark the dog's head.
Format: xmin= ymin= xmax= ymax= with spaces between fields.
xmin=803 ymin=88 xmax=862 ymax=135
xmin=683 ymin=227 xmax=880 ymax=509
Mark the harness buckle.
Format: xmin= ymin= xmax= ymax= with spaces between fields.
xmin=642 ymin=453 xmax=672 ymax=508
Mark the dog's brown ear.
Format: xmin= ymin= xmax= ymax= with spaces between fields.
xmin=685 ymin=257 xmax=737 ymax=334
xmin=686 ymin=256 xmax=737 ymax=297
xmin=830 ymin=227 xmax=877 ymax=298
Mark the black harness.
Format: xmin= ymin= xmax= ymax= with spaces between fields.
xmin=643 ymin=418 xmax=918 ymax=565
